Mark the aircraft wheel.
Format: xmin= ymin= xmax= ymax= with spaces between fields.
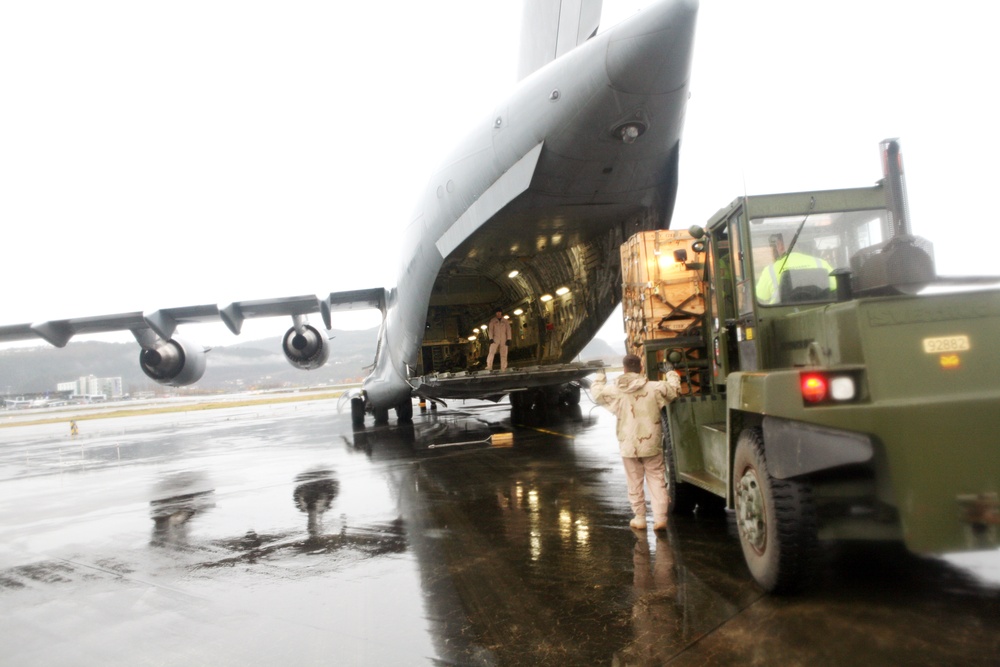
xmin=509 ymin=392 xmax=522 ymax=418
xmin=662 ymin=414 xmax=697 ymax=516
xmin=373 ymin=406 xmax=390 ymax=424
xmin=542 ymin=386 xmax=561 ymax=407
xmin=733 ymin=427 xmax=817 ymax=593
xmin=396 ymin=399 xmax=413 ymax=423
xmin=350 ymin=397 xmax=365 ymax=426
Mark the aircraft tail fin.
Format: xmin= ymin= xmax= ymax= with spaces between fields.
xmin=517 ymin=0 xmax=603 ymax=80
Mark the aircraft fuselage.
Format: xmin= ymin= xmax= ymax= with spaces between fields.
xmin=363 ymin=0 xmax=698 ymax=409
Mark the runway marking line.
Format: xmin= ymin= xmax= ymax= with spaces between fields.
xmin=517 ymin=425 xmax=575 ymax=439
xmin=0 ymin=392 xmax=343 ymax=429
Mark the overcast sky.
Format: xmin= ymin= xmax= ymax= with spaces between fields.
xmin=2 ymin=1 xmax=998 ymax=351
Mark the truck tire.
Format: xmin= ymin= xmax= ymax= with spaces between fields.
xmin=662 ymin=414 xmax=698 ymax=515
xmin=733 ymin=427 xmax=817 ymax=593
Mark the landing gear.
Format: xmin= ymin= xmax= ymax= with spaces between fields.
xmin=350 ymin=397 xmax=365 ymax=427
xmin=365 ymin=398 xmax=413 ymax=425
xmin=733 ymin=427 xmax=818 ymax=593
xmin=509 ymin=390 xmax=531 ymax=421
xmin=509 ymin=382 xmax=582 ymax=424
xmin=541 ymin=383 xmax=581 ymax=407
xmin=395 ymin=399 xmax=413 ymax=423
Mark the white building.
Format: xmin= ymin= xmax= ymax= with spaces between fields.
xmin=58 ymin=376 xmax=123 ymax=400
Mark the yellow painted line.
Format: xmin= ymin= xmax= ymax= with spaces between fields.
xmin=518 ymin=425 xmax=575 ymax=439
xmin=0 ymin=392 xmax=343 ymax=429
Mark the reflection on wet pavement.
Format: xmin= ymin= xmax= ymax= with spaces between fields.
xmin=150 ymin=470 xmax=216 ymax=546
xmin=1 ymin=397 xmax=998 ymax=665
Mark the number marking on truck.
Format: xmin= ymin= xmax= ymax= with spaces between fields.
xmin=922 ymin=335 xmax=970 ymax=354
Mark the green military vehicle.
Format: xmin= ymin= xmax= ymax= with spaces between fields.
xmin=635 ymin=140 xmax=999 ymax=593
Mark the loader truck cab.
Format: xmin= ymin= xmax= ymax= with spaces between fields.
xmin=625 ymin=140 xmax=1000 ymax=593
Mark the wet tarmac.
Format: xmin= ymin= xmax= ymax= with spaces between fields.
xmin=1 ymin=395 xmax=998 ymax=666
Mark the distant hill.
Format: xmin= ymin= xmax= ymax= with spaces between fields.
xmin=0 ymin=329 xmax=624 ymax=395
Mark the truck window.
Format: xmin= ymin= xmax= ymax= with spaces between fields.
xmin=710 ymin=227 xmax=735 ymax=325
xmin=749 ymin=209 xmax=889 ymax=305
xmin=728 ymin=214 xmax=754 ymax=316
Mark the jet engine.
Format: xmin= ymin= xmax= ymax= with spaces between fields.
xmin=139 ymin=335 xmax=207 ymax=386
xmin=282 ymin=323 xmax=329 ymax=370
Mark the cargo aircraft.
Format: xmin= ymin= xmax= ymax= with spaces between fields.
xmin=0 ymin=0 xmax=698 ymax=425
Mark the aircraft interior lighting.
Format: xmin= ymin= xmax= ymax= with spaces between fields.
xmin=513 ymin=308 xmax=524 ymax=316
xmin=540 ymin=294 xmax=553 ymax=302
xmin=508 ymin=270 xmax=520 ymax=278
xmin=555 ymin=286 xmax=570 ymax=296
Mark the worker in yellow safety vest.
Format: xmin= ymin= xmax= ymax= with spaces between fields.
xmin=755 ymin=234 xmax=834 ymax=304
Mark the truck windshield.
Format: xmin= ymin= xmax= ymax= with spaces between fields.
xmin=749 ymin=208 xmax=889 ymax=305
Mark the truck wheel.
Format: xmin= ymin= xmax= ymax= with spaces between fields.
xmin=662 ymin=414 xmax=697 ymax=515
xmin=350 ymin=397 xmax=365 ymax=426
xmin=733 ymin=428 xmax=817 ymax=593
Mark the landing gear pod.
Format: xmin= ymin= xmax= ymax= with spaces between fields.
xmin=282 ymin=323 xmax=329 ymax=370
xmin=139 ymin=335 xmax=207 ymax=386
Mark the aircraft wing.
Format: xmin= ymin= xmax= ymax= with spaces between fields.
xmin=0 ymin=305 xmax=224 ymax=348
xmin=0 ymin=289 xmax=388 ymax=349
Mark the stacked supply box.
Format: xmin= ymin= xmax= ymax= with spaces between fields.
xmin=620 ymin=229 xmax=708 ymax=394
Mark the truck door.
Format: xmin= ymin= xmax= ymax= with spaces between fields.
xmin=707 ymin=222 xmax=738 ymax=385
xmin=726 ymin=207 xmax=759 ymax=372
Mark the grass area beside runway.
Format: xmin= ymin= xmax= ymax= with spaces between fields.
xmin=0 ymin=389 xmax=345 ymax=429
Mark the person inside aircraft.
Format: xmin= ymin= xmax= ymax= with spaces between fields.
xmin=486 ymin=309 xmax=512 ymax=371
xmin=754 ymin=233 xmax=835 ymax=304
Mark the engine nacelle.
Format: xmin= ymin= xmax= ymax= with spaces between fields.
xmin=139 ymin=335 xmax=207 ymax=386
xmin=282 ymin=324 xmax=329 ymax=370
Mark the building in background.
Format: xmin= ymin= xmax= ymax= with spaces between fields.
xmin=57 ymin=376 xmax=123 ymax=401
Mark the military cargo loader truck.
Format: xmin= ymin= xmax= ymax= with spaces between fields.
xmin=621 ymin=139 xmax=1000 ymax=593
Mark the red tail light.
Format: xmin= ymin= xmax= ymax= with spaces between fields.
xmin=801 ymin=373 xmax=828 ymax=403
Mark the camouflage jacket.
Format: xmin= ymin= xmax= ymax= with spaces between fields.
xmin=592 ymin=372 xmax=678 ymax=458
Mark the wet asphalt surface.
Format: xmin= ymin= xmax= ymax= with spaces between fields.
xmin=1 ymin=395 xmax=999 ymax=666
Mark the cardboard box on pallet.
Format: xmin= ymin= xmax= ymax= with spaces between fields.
xmin=620 ymin=230 xmax=707 ymax=392
xmin=620 ymin=230 xmax=705 ymax=346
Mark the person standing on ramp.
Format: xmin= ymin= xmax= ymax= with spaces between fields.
xmin=486 ymin=309 xmax=512 ymax=371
